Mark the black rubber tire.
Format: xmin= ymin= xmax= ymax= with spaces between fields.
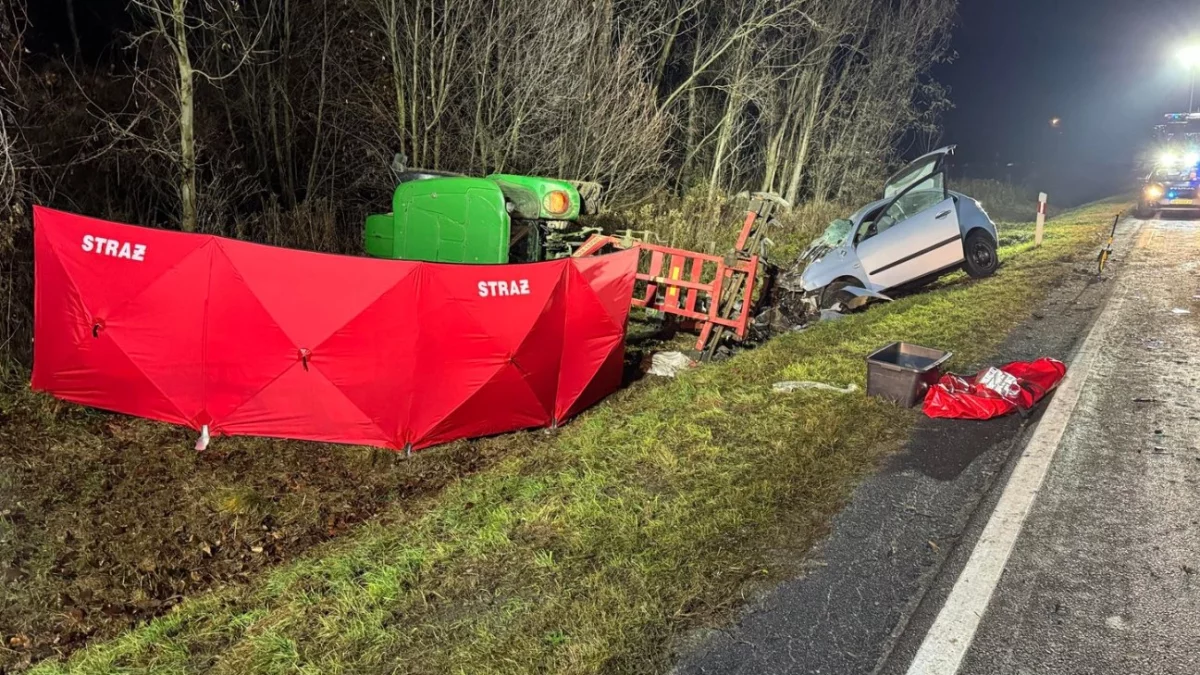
xmin=820 ymin=280 xmax=852 ymax=310
xmin=963 ymin=230 xmax=998 ymax=279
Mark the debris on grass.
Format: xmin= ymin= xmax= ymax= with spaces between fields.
xmin=840 ymin=286 xmax=893 ymax=310
xmin=648 ymin=351 xmax=693 ymax=377
xmin=772 ymin=381 xmax=859 ymax=394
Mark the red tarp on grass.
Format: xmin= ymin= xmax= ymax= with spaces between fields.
xmin=923 ymin=358 xmax=1067 ymax=420
xmin=31 ymin=207 xmax=637 ymax=451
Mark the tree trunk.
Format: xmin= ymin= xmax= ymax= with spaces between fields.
xmin=708 ymin=36 xmax=754 ymax=199
xmin=760 ymin=106 xmax=792 ymax=193
xmin=707 ymin=88 xmax=740 ymax=200
xmin=305 ymin=5 xmax=330 ymax=198
xmin=65 ymin=0 xmax=81 ymax=61
xmin=678 ymin=39 xmax=706 ymax=188
xmin=173 ymin=0 xmax=197 ymax=232
xmin=653 ymin=10 xmax=684 ymax=93
xmin=784 ymin=67 xmax=826 ymax=205
xmin=383 ymin=1 xmax=408 ymax=161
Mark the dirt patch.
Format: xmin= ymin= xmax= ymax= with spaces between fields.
xmin=0 ymin=392 xmax=499 ymax=671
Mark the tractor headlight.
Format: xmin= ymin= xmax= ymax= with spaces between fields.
xmin=544 ymin=190 xmax=571 ymax=216
xmin=1145 ymin=185 xmax=1164 ymax=200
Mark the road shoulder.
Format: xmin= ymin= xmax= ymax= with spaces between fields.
xmin=671 ymin=218 xmax=1136 ymax=675
xmin=895 ymin=215 xmax=1200 ymax=675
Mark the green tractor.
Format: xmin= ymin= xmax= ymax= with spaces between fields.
xmin=364 ymin=160 xmax=601 ymax=264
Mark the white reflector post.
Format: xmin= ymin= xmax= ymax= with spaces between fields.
xmin=1035 ymin=192 xmax=1048 ymax=246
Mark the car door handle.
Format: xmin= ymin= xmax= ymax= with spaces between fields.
xmin=935 ymin=210 xmax=952 ymax=220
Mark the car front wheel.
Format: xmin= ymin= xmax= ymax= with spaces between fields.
xmin=819 ymin=280 xmax=853 ymax=310
xmin=963 ymin=230 xmax=998 ymax=278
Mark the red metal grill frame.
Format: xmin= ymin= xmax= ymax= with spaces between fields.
xmin=575 ymin=236 xmax=760 ymax=351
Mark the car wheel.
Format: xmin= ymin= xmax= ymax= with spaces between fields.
xmin=820 ymin=280 xmax=853 ymax=310
xmin=963 ymin=230 xmax=998 ymax=279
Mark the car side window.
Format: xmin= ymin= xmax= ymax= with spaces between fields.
xmin=861 ymin=174 xmax=945 ymax=243
xmin=896 ymin=187 xmax=945 ymax=219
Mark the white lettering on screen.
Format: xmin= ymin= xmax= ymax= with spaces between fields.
xmin=82 ymin=235 xmax=146 ymax=261
xmin=477 ymin=279 xmax=531 ymax=297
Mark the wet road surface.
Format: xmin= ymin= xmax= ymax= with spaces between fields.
xmin=901 ymin=215 xmax=1200 ymax=674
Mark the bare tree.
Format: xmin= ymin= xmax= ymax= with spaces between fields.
xmin=0 ymin=0 xmax=31 ymax=374
xmin=127 ymin=0 xmax=268 ymax=231
xmin=0 ymin=0 xmax=30 ymax=227
xmin=65 ymin=0 xmax=81 ymax=61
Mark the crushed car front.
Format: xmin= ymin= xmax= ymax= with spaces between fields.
xmin=790 ymin=202 xmax=880 ymax=294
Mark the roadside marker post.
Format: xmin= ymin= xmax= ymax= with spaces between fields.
xmin=1035 ymin=192 xmax=1048 ymax=246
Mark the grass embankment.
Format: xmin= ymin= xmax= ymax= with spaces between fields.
xmin=28 ymin=202 xmax=1121 ymax=674
xmin=955 ymin=178 xmax=1062 ymax=224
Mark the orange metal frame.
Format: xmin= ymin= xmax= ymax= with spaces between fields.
xmin=575 ymin=236 xmax=760 ymax=351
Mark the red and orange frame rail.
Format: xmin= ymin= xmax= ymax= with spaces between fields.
xmin=574 ymin=196 xmax=773 ymax=353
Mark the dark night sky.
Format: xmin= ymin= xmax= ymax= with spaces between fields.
xmin=24 ymin=0 xmax=1200 ymax=203
xmin=939 ymin=0 xmax=1200 ymax=175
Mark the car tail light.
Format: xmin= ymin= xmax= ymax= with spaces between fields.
xmin=544 ymin=190 xmax=571 ymax=216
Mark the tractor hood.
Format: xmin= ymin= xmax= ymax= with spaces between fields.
xmin=487 ymin=174 xmax=582 ymax=220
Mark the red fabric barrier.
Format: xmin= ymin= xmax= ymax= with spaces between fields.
xmin=31 ymin=207 xmax=637 ymax=451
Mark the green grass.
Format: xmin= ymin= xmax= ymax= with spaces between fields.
xmin=955 ymin=178 xmax=1054 ymax=224
xmin=29 ymin=202 xmax=1123 ymax=675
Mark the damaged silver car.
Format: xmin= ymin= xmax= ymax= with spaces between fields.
xmin=784 ymin=146 xmax=999 ymax=312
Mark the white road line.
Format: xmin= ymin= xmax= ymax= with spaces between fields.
xmin=904 ymin=230 xmax=1134 ymax=675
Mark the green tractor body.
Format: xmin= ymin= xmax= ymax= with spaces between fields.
xmin=364 ymin=171 xmax=596 ymax=264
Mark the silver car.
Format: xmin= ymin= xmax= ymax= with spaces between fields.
xmin=793 ymin=146 xmax=999 ymax=310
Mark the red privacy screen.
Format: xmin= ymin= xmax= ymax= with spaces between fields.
xmin=31 ymin=207 xmax=637 ymax=451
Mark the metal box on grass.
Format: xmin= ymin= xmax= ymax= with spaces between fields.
xmin=866 ymin=342 xmax=952 ymax=407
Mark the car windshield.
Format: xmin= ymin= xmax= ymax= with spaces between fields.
xmin=817 ymin=218 xmax=854 ymax=247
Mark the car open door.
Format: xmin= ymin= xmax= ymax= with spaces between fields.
xmin=855 ymin=150 xmax=963 ymax=291
xmin=882 ymin=146 xmax=957 ymax=199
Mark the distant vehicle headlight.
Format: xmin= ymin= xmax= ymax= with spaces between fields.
xmin=1145 ymin=185 xmax=1164 ymax=199
xmin=1160 ymin=151 xmax=1181 ymax=167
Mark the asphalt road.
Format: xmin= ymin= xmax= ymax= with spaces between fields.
xmin=905 ymin=214 xmax=1200 ymax=675
xmin=671 ymin=217 xmax=1137 ymax=675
